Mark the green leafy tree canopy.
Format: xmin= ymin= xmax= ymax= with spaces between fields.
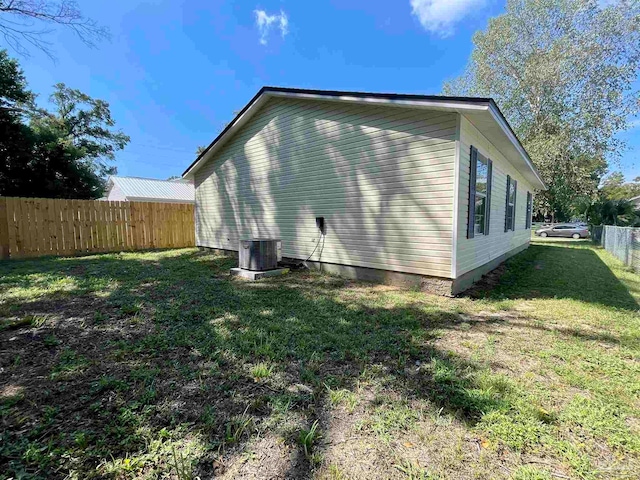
xmin=599 ymin=171 xmax=640 ymax=201
xmin=444 ymin=0 xmax=640 ymax=221
xmin=0 ymin=50 xmax=129 ymax=199
xmin=0 ymin=48 xmax=32 ymax=110
xmin=31 ymin=83 xmax=130 ymax=177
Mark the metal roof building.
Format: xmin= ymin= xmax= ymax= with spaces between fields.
xmin=105 ymin=176 xmax=195 ymax=203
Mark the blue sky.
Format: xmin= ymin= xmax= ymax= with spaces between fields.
xmin=13 ymin=0 xmax=640 ymax=181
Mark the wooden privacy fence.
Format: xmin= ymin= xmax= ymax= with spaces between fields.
xmin=0 ymin=197 xmax=195 ymax=259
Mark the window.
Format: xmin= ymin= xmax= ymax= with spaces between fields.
xmin=505 ymin=175 xmax=517 ymax=231
xmin=467 ymin=146 xmax=492 ymax=239
xmin=526 ymin=192 xmax=532 ymax=229
xmin=475 ymin=156 xmax=488 ymax=235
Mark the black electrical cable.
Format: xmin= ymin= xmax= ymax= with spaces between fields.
xmin=303 ymin=230 xmax=325 ymax=264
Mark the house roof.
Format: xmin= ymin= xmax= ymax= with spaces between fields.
xmin=108 ymin=176 xmax=195 ymax=203
xmin=183 ymin=86 xmax=545 ymax=190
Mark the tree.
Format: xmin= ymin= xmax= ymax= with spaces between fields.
xmin=0 ymin=50 xmax=129 ymax=198
xmin=0 ymin=48 xmax=32 ymax=108
xmin=588 ymin=199 xmax=638 ymax=226
xmin=0 ymin=0 xmax=108 ymax=57
xmin=31 ymin=83 xmax=129 ymax=169
xmin=582 ymin=171 xmax=640 ymax=225
xmin=0 ymin=48 xmax=37 ymax=194
xmin=599 ymin=171 xmax=640 ymax=201
xmin=443 ymin=0 xmax=640 ymax=221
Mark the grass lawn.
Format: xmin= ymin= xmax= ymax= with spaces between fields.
xmin=1 ymin=239 xmax=639 ymax=479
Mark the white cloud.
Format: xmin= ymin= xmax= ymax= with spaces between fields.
xmin=254 ymin=9 xmax=288 ymax=45
xmin=410 ymin=0 xmax=485 ymax=37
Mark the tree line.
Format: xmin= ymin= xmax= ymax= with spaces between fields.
xmin=0 ymin=1 xmax=127 ymax=199
xmin=0 ymin=49 xmax=129 ymax=199
xmin=444 ymin=0 xmax=640 ymax=226
xmin=1 ymin=0 xmax=640 ymax=218
xmin=581 ymin=172 xmax=640 ymax=226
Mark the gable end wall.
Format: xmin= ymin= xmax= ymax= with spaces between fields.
xmin=194 ymin=98 xmax=458 ymax=278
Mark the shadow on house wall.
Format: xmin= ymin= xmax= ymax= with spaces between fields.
xmin=194 ymin=98 xmax=457 ymax=277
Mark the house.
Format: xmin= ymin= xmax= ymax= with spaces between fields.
xmin=182 ymin=87 xmax=545 ymax=294
xmin=104 ymin=176 xmax=195 ymax=204
xmin=629 ymin=195 xmax=640 ymax=208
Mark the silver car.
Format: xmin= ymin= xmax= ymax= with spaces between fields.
xmin=535 ymin=224 xmax=589 ymax=239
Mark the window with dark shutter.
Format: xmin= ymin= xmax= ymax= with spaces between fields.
xmin=526 ymin=192 xmax=532 ymax=229
xmin=468 ymin=146 xmax=492 ymax=238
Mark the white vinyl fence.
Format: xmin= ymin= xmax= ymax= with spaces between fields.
xmin=601 ymin=226 xmax=640 ymax=271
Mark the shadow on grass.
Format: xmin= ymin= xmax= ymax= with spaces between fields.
xmin=0 ymin=250 xmax=508 ymax=479
xmin=468 ymin=242 xmax=639 ymax=311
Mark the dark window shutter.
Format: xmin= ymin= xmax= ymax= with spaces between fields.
xmin=512 ymin=180 xmax=517 ymax=230
xmin=526 ymin=192 xmax=532 ymax=229
xmin=467 ymin=146 xmax=478 ymax=239
xmin=505 ymin=175 xmax=511 ymax=232
xmin=485 ymin=159 xmax=492 ymax=235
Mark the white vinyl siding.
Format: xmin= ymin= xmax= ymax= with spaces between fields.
xmin=456 ymin=115 xmax=534 ymax=276
xmin=194 ymin=98 xmax=458 ymax=278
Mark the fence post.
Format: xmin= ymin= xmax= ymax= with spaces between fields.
xmin=0 ymin=197 xmax=9 ymax=259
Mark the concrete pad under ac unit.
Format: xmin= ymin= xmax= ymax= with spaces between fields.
xmin=230 ymin=267 xmax=290 ymax=280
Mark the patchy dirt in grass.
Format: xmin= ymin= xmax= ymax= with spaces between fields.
xmin=1 ymin=246 xmax=639 ymax=479
xmin=215 ymin=435 xmax=301 ymax=479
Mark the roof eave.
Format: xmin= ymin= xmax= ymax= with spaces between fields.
xmin=183 ymin=87 xmax=545 ymax=191
xmin=182 ymin=88 xmax=494 ymax=179
xmin=125 ymin=196 xmax=195 ymax=203
xmin=183 ymin=87 xmax=270 ymax=179
xmin=487 ymin=102 xmax=546 ymax=190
